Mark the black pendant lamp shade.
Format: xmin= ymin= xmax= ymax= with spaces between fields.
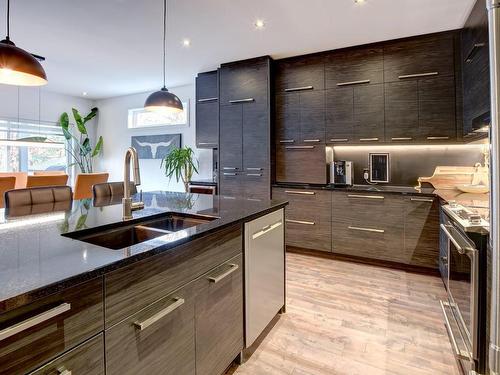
xmin=0 ymin=0 xmax=47 ymax=86
xmin=144 ymin=0 xmax=183 ymax=113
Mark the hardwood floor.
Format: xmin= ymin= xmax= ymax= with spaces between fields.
xmin=228 ymin=252 xmax=459 ymax=375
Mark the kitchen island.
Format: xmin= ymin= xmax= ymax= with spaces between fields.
xmin=0 ymin=191 xmax=287 ymax=375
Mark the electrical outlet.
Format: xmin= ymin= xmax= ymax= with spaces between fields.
xmin=363 ymin=168 xmax=369 ymax=180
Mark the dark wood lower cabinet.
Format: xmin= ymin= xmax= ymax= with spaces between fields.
xmin=105 ymin=282 xmax=197 ymax=375
xmin=275 ymin=145 xmax=327 ymax=184
xmin=196 ymin=254 xmax=243 ymax=375
xmin=31 ymin=334 xmax=104 ymax=375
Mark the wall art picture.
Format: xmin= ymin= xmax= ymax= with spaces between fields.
xmin=131 ymin=134 xmax=181 ymax=159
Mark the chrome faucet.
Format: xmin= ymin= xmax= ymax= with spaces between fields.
xmin=123 ymin=147 xmax=144 ymax=220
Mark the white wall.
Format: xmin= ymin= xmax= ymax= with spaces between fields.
xmin=95 ymin=84 xmax=213 ymax=192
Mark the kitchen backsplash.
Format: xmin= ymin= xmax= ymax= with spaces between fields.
xmin=332 ymin=144 xmax=486 ymax=186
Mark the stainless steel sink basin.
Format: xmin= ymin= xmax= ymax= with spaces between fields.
xmin=64 ymin=213 xmax=218 ymax=250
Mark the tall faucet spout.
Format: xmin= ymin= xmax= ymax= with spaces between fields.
xmin=123 ymin=147 xmax=144 ymax=220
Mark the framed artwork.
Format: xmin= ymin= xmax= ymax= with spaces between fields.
xmin=131 ymin=134 xmax=181 ymax=159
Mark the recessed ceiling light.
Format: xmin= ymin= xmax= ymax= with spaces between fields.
xmin=255 ymin=19 xmax=265 ymax=29
xmin=82 ymin=92 xmax=88 ymax=96
xmin=182 ymin=39 xmax=191 ymax=47
xmin=354 ymin=0 xmax=366 ymax=4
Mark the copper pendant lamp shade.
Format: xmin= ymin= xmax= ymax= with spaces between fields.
xmin=144 ymin=0 xmax=183 ymax=113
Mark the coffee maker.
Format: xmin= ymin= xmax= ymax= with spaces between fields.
xmin=330 ymin=161 xmax=353 ymax=185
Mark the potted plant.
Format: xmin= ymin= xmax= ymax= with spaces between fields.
xmin=160 ymin=146 xmax=199 ymax=192
xmin=59 ymin=107 xmax=103 ymax=173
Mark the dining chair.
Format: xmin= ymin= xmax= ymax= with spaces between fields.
xmin=26 ymin=174 xmax=69 ymax=188
xmin=92 ymin=181 xmax=137 ymax=207
xmin=0 ymin=176 xmax=16 ymax=208
xmin=0 ymin=172 xmax=28 ymax=189
xmin=73 ymin=173 xmax=109 ymax=200
xmin=33 ymin=170 xmax=67 ymax=175
xmin=4 ymin=186 xmax=73 ymax=216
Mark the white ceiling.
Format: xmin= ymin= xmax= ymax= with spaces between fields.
xmin=0 ymin=0 xmax=476 ymax=99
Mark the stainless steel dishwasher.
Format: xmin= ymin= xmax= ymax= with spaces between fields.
xmin=244 ymin=208 xmax=285 ymax=347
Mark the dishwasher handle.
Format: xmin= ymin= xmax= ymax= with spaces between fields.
xmin=252 ymin=221 xmax=283 ymax=240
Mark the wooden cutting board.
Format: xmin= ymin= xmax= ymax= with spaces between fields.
xmin=417 ymin=166 xmax=480 ymax=190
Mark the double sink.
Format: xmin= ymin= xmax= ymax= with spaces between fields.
xmin=64 ymin=213 xmax=218 ymax=250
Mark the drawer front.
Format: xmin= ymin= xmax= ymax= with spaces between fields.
xmin=196 ymin=254 xmax=243 ymax=375
xmin=106 ymin=283 xmax=196 ymax=375
xmin=285 ymin=219 xmax=331 ymax=252
xmin=332 ymin=219 xmax=404 ymax=262
xmin=275 ymin=145 xmax=327 ymax=184
xmin=0 ymin=278 xmax=103 ymax=375
xmin=105 ymin=225 xmax=242 ymax=326
xmin=30 ymin=334 xmax=104 ymax=375
xmin=272 ymin=188 xmax=331 ymax=223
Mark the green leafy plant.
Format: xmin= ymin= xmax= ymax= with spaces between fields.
xmin=160 ymin=146 xmax=198 ymax=192
xmin=59 ymin=107 xmax=103 ymax=173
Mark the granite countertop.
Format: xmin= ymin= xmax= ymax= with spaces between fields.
xmin=0 ymin=191 xmax=287 ymax=313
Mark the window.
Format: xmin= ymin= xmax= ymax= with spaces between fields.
xmin=128 ymin=102 xmax=189 ymax=129
xmin=0 ymin=119 xmax=67 ymax=173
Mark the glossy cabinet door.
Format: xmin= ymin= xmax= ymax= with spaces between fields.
xmin=353 ymin=84 xmax=385 ymax=142
xmin=195 ymin=254 xmax=243 ymax=375
xmin=403 ymin=196 xmax=439 ymax=269
xmin=196 ymin=71 xmax=219 ymax=149
xmin=275 ymin=54 xmax=325 ymax=92
xmin=243 ymin=102 xmax=270 ymax=171
xmin=0 ymin=277 xmax=103 ymax=375
xmin=275 ymin=93 xmax=300 ymax=144
xmin=219 ymin=104 xmax=243 ymax=173
xmin=106 ymin=283 xmax=196 ymax=375
xmin=325 ymin=46 xmax=383 ymax=88
xmin=30 ymin=334 xmax=104 ymax=375
xmin=275 ymin=145 xmax=327 ymax=184
xmin=385 ymin=80 xmax=419 ymax=142
xmin=325 ymin=87 xmax=353 ymax=143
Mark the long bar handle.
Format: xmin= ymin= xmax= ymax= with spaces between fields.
xmin=198 ymin=142 xmax=217 ymax=146
xmin=285 ymin=146 xmax=315 ymax=150
xmin=246 ymin=173 xmax=262 ymax=177
xmin=285 ymin=190 xmax=315 ymax=195
xmin=440 ymin=300 xmax=471 ymax=360
xmin=347 ymin=194 xmax=384 ymax=200
xmin=246 ymin=167 xmax=263 ymax=171
xmin=208 ymin=264 xmax=239 ymax=283
xmin=398 ymin=72 xmax=439 ymax=79
xmin=286 ymin=219 xmax=315 ymax=225
xmin=465 ymin=43 xmax=486 ymax=63
xmin=329 ymin=138 xmax=349 ymax=142
xmin=252 ymin=221 xmax=283 ymax=240
xmin=197 ymin=97 xmax=218 ymax=102
xmin=391 ymin=137 xmax=413 ymax=141
xmin=337 ymin=79 xmax=370 ymax=86
xmin=410 ymin=197 xmax=434 ymax=203
xmin=223 ymin=167 xmax=238 ymax=170
xmin=229 ymin=98 xmax=254 ymax=103
xmin=348 ymin=226 xmax=385 ymax=234
xmin=223 ymin=173 xmax=237 ymax=176
xmin=279 ymin=139 xmax=295 ymax=144
xmin=303 ymin=139 xmax=321 ymax=143
xmin=359 ymin=137 xmax=379 ymax=142
xmin=0 ymin=303 xmax=71 ymax=342
xmin=284 ymin=85 xmax=313 ymax=92
xmin=440 ymin=224 xmax=476 ymax=254
xmin=427 ymin=136 xmax=450 ymax=140
xmin=134 ymin=298 xmax=185 ymax=330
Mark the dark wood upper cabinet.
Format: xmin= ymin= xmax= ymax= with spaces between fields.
xmin=383 ymin=33 xmax=455 ymax=83
xmin=243 ymin=102 xmax=270 ymax=170
xmin=462 ymin=0 xmax=490 ymax=137
xmin=325 ymin=47 xmax=383 ymax=88
xmin=276 ymin=144 xmax=327 ymax=184
xmin=385 ymin=80 xmax=419 ymax=142
xmin=353 ymin=84 xmax=385 ymax=142
xmin=196 ymin=71 xmax=219 ymax=149
xmin=219 ymin=104 xmax=243 ymax=172
xmin=275 ymin=93 xmax=300 ymax=143
xmin=219 ymin=57 xmax=270 ymax=106
xmin=275 ymin=55 xmax=325 ymax=92
xmin=325 ymin=87 xmax=353 ymax=143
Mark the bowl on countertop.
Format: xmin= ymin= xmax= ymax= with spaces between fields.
xmin=456 ymin=184 xmax=490 ymax=194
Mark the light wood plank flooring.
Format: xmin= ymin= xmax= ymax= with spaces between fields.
xmin=228 ymin=252 xmax=460 ymax=375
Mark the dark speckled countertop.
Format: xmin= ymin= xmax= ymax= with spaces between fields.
xmin=0 ymin=191 xmax=287 ymax=313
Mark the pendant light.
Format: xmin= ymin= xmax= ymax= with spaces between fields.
xmin=0 ymin=0 xmax=47 ymax=86
xmin=144 ymin=0 xmax=183 ymax=113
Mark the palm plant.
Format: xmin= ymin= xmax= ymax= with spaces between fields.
xmin=59 ymin=107 xmax=103 ymax=173
xmin=160 ymin=146 xmax=198 ymax=192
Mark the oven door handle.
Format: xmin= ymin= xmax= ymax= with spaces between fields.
xmin=440 ymin=224 xmax=476 ymax=255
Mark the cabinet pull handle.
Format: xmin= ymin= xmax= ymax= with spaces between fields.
xmin=197 ymin=97 xmax=218 ymax=102
xmin=198 ymin=142 xmax=217 ymax=146
xmin=359 ymin=137 xmax=379 ymax=142
xmin=285 ymin=190 xmax=315 ymax=195
xmin=391 ymin=137 xmax=413 ymax=141
xmin=329 ymin=138 xmax=349 ymax=142
xmin=465 ymin=43 xmax=485 ymax=63
xmin=410 ymin=197 xmax=434 ymax=203
xmin=208 ymin=264 xmax=239 ymax=283
xmin=246 ymin=173 xmax=262 ymax=177
xmin=348 ymin=226 xmax=385 ymax=234
xmin=279 ymin=139 xmax=295 ymax=144
xmin=252 ymin=221 xmax=283 ymax=239
xmin=223 ymin=167 xmax=238 ymax=170
xmin=134 ymin=297 xmax=185 ymax=330
xmin=336 ymin=79 xmax=370 ymax=86
xmin=246 ymin=167 xmax=263 ymax=171
xmin=57 ymin=367 xmax=72 ymax=375
xmin=229 ymin=98 xmax=254 ymax=103
xmin=348 ymin=194 xmax=384 ymax=200
xmin=398 ymin=72 xmax=439 ymax=79
xmin=284 ymin=85 xmax=313 ymax=92
xmin=440 ymin=300 xmax=472 ymax=360
xmin=427 ymin=136 xmax=450 ymax=140
xmin=285 ymin=146 xmax=315 ymax=150
xmin=303 ymin=139 xmax=321 ymax=143
xmin=223 ymin=173 xmax=237 ymax=176
xmin=0 ymin=303 xmax=71 ymax=342
xmin=285 ymin=219 xmax=315 ymax=225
